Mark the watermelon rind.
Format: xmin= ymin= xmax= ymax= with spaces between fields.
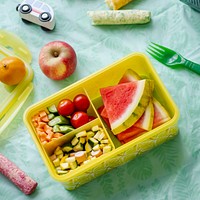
xmin=134 ymin=99 xmax=154 ymax=131
xmin=119 ymin=69 xmax=154 ymax=92
xmin=152 ymin=98 xmax=171 ymax=128
xmin=118 ymin=69 xmax=141 ymax=84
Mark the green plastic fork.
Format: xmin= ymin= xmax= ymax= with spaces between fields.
xmin=147 ymin=42 xmax=200 ymax=75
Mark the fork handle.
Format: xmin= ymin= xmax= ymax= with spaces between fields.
xmin=184 ymin=59 xmax=200 ymax=75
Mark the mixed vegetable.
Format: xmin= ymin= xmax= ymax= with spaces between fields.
xmin=31 ymin=94 xmax=96 ymax=145
xmin=50 ymin=125 xmax=112 ymax=175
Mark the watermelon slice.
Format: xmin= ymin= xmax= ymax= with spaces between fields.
xmin=97 ymin=105 xmax=104 ymax=114
xmin=100 ymin=79 xmax=152 ymax=135
xmin=118 ymin=69 xmax=141 ymax=84
xmin=100 ymin=69 xmax=142 ymax=116
xmin=119 ymin=69 xmax=169 ymax=130
xmin=118 ymin=69 xmax=155 ymax=131
xmin=116 ymin=125 xmax=145 ymax=141
xmin=122 ymin=131 xmax=145 ymax=144
xmin=152 ymin=98 xmax=171 ymax=128
xmin=119 ymin=69 xmax=155 ymax=91
xmin=97 ymin=105 xmax=111 ymax=128
xmin=134 ymin=99 xmax=154 ymax=131
xmin=98 ymin=69 xmax=170 ymax=144
xmin=100 ymin=69 xmax=142 ymax=122
xmin=100 ymin=106 xmax=108 ymax=119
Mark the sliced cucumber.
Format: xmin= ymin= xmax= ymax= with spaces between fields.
xmin=48 ymin=113 xmax=55 ymax=120
xmin=59 ymin=125 xmax=74 ymax=134
xmin=73 ymin=142 xmax=84 ymax=152
xmin=47 ymin=104 xmax=58 ymax=114
xmin=53 ymin=125 xmax=60 ymax=132
xmin=62 ymin=143 xmax=73 ymax=152
xmin=88 ymin=138 xmax=98 ymax=147
xmin=48 ymin=116 xmax=69 ymax=127
xmin=53 ymin=125 xmax=74 ymax=134
xmin=71 ymin=137 xmax=79 ymax=146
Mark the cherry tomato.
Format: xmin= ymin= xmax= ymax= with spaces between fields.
xmin=88 ymin=116 xmax=96 ymax=122
xmin=70 ymin=111 xmax=89 ymax=128
xmin=73 ymin=94 xmax=90 ymax=112
xmin=57 ymin=99 xmax=74 ymax=116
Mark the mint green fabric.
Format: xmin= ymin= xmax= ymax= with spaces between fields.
xmin=1 ymin=0 xmax=200 ymax=199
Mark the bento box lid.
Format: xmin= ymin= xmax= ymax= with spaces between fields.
xmin=0 ymin=29 xmax=34 ymax=136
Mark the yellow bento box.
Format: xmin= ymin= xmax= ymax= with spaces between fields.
xmin=23 ymin=53 xmax=179 ymax=190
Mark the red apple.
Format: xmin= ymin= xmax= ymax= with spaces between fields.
xmin=39 ymin=41 xmax=77 ymax=80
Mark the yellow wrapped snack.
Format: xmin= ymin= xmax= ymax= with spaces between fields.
xmin=105 ymin=0 xmax=133 ymax=10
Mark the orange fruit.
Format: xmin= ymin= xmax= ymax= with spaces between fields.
xmin=0 ymin=56 xmax=26 ymax=86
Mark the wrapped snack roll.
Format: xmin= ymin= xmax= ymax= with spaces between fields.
xmin=0 ymin=154 xmax=38 ymax=195
xmin=105 ymin=0 xmax=133 ymax=10
xmin=87 ymin=10 xmax=151 ymax=25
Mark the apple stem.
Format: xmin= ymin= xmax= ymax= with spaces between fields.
xmin=3 ymin=64 xmax=8 ymax=69
xmin=53 ymin=51 xmax=59 ymax=57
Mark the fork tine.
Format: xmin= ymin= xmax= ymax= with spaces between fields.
xmin=151 ymin=42 xmax=174 ymax=53
xmin=146 ymin=46 xmax=163 ymax=58
xmin=146 ymin=49 xmax=163 ymax=62
xmin=148 ymin=43 xmax=165 ymax=55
